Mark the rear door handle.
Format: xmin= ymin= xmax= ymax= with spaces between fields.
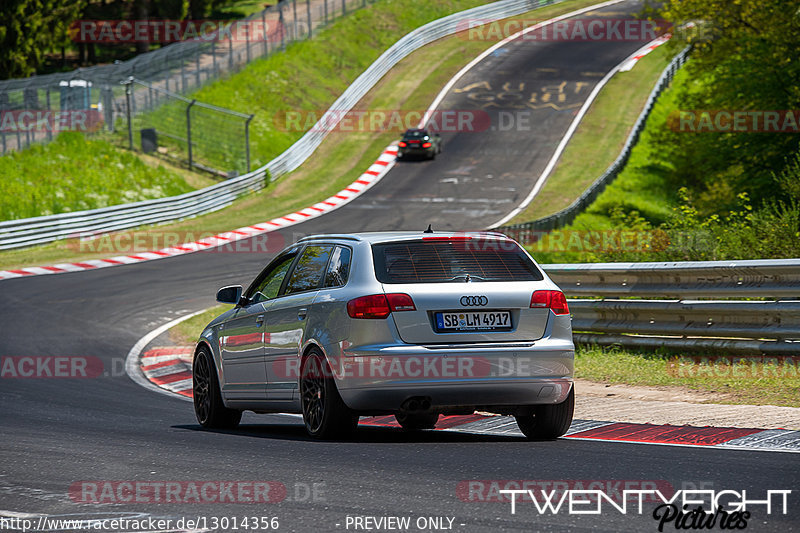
xmin=297 ymin=308 xmax=308 ymax=320
xmin=256 ymin=314 xmax=265 ymax=325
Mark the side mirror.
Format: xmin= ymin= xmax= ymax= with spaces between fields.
xmin=216 ymin=285 xmax=243 ymax=305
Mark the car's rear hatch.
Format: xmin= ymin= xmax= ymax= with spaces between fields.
xmin=372 ymin=236 xmax=552 ymax=344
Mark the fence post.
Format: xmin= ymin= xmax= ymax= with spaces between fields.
xmin=195 ymin=47 xmax=201 ymax=87
xmin=279 ymin=4 xmax=286 ymax=50
xmin=342 ymin=0 xmax=346 ymax=16
xmin=102 ymin=86 xmax=113 ymax=131
xmin=228 ymin=28 xmax=234 ymax=68
xmin=212 ymin=40 xmax=218 ymax=76
xmin=187 ymin=99 xmax=196 ymax=170
xmin=124 ymin=77 xmax=134 ymax=150
xmin=180 ymin=60 xmax=186 ymax=93
xmin=46 ymin=88 xmax=52 ymax=141
xmin=261 ymin=10 xmax=269 ymax=55
xmin=306 ymin=0 xmax=312 ymax=37
xmin=324 ymin=0 xmax=328 ymax=25
xmin=245 ymin=23 xmax=251 ymax=62
xmin=245 ymin=114 xmax=254 ymax=173
xmin=293 ymin=0 xmax=298 ymax=41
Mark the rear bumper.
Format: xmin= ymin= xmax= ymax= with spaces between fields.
xmin=332 ymin=339 xmax=574 ymax=412
xmin=398 ymin=147 xmax=434 ymax=157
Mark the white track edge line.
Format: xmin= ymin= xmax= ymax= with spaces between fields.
xmin=125 ymin=310 xmax=206 ymax=403
xmin=488 ymin=34 xmax=669 ymax=228
xmin=419 ymin=0 xmax=626 ymax=128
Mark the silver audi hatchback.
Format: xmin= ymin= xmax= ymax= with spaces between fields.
xmin=193 ymin=231 xmax=574 ymax=440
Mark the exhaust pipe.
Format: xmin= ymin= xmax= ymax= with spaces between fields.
xmin=401 ymin=396 xmax=432 ymax=413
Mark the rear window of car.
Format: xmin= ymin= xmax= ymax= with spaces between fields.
xmin=372 ymin=239 xmax=543 ymax=284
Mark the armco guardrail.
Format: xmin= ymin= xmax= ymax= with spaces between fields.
xmin=0 ymin=0 xmax=550 ymax=250
xmin=542 ymin=259 xmax=800 ymax=354
xmin=498 ymin=46 xmax=690 ymax=235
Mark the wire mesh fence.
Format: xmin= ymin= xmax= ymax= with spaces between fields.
xmin=124 ymin=78 xmax=254 ymax=175
xmin=0 ymin=0 xmax=374 ymax=163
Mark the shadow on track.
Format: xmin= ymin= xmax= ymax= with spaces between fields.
xmin=171 ymin=422 xmax=555 ymax=445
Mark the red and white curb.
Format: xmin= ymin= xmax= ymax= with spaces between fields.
xmin=619 ymin=33 xmax=671 ymax=72
xmin=137 ymin=345 xmax=800 ymax=454
xmin=140 ymin=346 xmax=195 ymax=398
xmin=0 ymin=145 xmax=398 ymax=282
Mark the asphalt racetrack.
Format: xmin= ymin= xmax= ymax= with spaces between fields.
xmin=1 ymin=0 xmax=797 ymax=531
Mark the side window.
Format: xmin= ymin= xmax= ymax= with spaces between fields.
xmin=249 ymin=254 xmax=296 ymax=303
xmin=284 ymin=246 xmax=334 ymax=295
xmin=324 ymin=246 xmax=352 ymax=288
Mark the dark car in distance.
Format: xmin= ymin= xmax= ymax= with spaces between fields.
xmin=397 ymin=128 xmax=442 ymax=160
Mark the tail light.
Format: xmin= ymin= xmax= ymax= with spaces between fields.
xmin=422 ymin=142 xmax=432 ymax=148
xmin=386 ymin=293 xmax=416 ymax=311
xmin=398 ymin=141 xmax=407 ymax=148
xmin=347 ymin=293 xmax=416 ymax=319
xmin=530 ymin=290 xmax=569 ymax=315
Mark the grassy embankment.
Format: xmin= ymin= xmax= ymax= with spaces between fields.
xmin=0 ymin=0 xmax=604 ymax=269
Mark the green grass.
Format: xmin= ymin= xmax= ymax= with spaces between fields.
xmin=0 ymin=132 xmax=194 ymax=220
xmin=0 ymin=0 xmax=604 ymax=270
xmin=171 ymin=304 xmax=232 ymax=345
xmin=509 ymin=44 xmax=674 ymax=222
xmin=576 ymin=344 xmax=800 ymax=407
xmin=171 ymin=0 xmax=494 ymax=170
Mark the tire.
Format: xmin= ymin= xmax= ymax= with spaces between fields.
xmin=300 ymin=349 xmax=359 ymax=439
xmin=193 ymin=346 xmax=242 ymax=429
xmin=395 ymin=412 xmax=439 ymax=430
xmin=429 ymin=150 xmax=436 ymax=160
xmin=515 ymin=386 xmax=574 ymax=440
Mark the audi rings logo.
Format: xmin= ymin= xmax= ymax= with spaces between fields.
xmin=460 ymin=295 xmax=488 ymax=306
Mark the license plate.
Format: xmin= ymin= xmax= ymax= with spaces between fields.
xmin=435 ymin=311 xmax=511 ymax=331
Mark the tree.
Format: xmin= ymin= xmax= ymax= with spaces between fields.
xmin=652 ymin=0 xmax=800 ymax=212
xmin=0 ymin=0 xmax=86 ymax=79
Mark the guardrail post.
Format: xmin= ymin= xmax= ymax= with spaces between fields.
xmin=245 ymin=114 xmax=255 ymax=173
xmin=123 ymin=77 xmax=134 ymax=150
xmin=187 ymin=99 xmax=196 ymax=170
